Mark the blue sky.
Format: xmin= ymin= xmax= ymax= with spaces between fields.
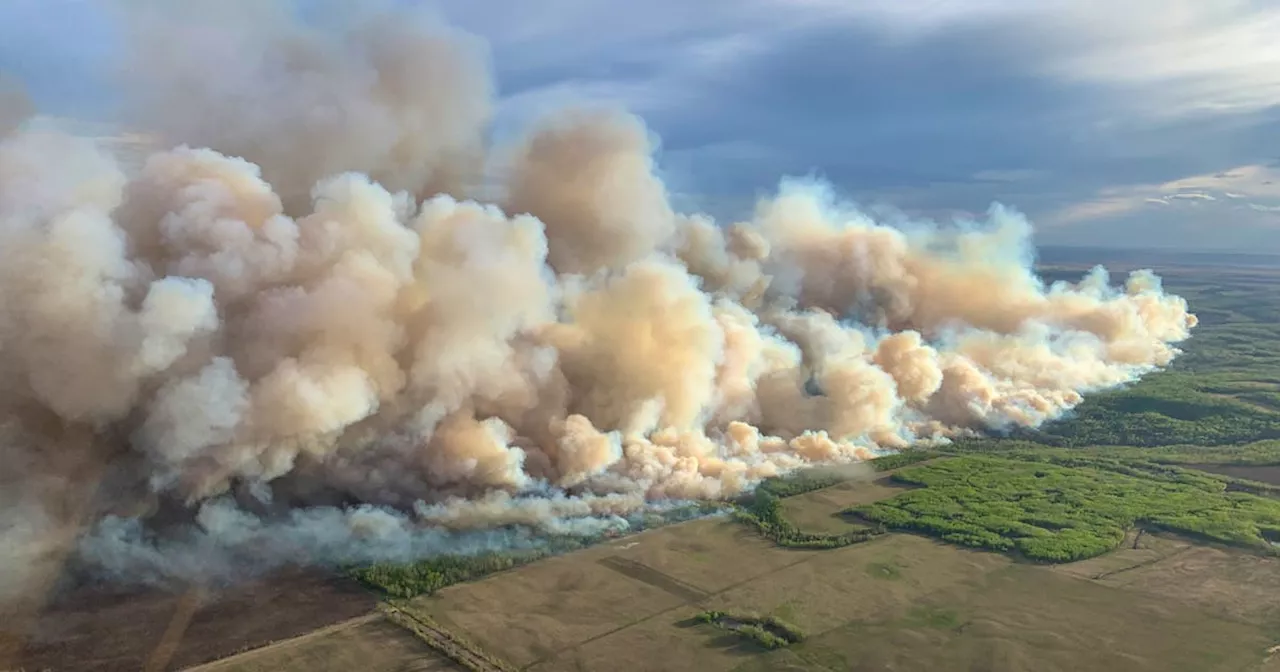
xmin=3 ymin=0 xmax=1280 ymax=252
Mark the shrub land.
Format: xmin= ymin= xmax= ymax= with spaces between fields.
xmin=351 ymin=551 xmax=552 ymax=599
xmin=693 ymin=610 xmax=806 ymax=650
xmin=855 ymin=456 xmax=1280 ymax=562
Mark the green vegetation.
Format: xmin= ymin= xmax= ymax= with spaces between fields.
xmin=724 ymin=451 xmax=939 ymax=549
xmin=866 ymin=560 xmax=903 ymax=580
xmin=952 ymin=437 xmax=1280 ymax=467
xmin=1007 ymin=371 xmax=1280 ymax=447
xmin=832 ymin=268 xmax=1280 ymax=562
xmin=752 ymin=470 xmax=846 ymax=499
xmin=352 ymin=550 xmax=551 ymax=599
xmin=738 ymin=446 xmax=938 ymax=508
xmin=856 ymin=456 xmax=1280 ymax=562
xmin=903 ymin=606 xmax=965 ymax=630
xmin=944 ymin=441 xmax=1280 ymax=498
xmin=694 ymin=610 xmax=806 ymax=649
xmin=1009 ymin=271 xmax=1280 ymax=449
xmin=868 ymin=449 xmax=943 ymax=471
xmin=734 ymin=487 xmax=885 ymax=549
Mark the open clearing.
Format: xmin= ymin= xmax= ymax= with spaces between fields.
xmin=777 ymin=475 xmax=913 ymax=535
xmin=1189 ymin=463 xmax=1280 ymax=486
xmin=1049 ymin=528 xmax=1194 ymax=581
xmin=1096 ymin=542 xmax=1280 ymax=628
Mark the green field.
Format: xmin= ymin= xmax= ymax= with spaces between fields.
xmin=856 ymin=455 xmax=1280 ymax=562
xmin=202 ymin=258 xmax=1280 ymax=671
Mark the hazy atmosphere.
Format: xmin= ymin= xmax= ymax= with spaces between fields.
xmin=3 ymin=0 xmax=1280 ymax=251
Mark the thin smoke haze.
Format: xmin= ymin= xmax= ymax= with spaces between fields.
xmin=0 ymin=0 xmax=1195 ymax=611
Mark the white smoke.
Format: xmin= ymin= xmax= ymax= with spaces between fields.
xmin=0 ymin=2 xmax=1195 ymax=603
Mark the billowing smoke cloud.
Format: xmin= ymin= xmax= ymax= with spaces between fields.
xmin=0 ymin=1 xmax=1195 ymax=609
xmin=114 ymin=0 xmax=492 ymax=210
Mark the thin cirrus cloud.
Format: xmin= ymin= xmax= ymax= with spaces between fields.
xmin=3 ymin=0 xmax=1279 ymax=251
xmin=1049 ymin=163 xmax=1280 ymax=251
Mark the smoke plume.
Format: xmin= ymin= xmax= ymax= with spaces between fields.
xmin=0 ymin=2 xmax=1195 ymax=606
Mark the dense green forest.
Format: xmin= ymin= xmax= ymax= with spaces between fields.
xmin=855 ymin=456 xmax=1280 ymax=562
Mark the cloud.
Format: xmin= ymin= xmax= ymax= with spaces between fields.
xmin=425 ymin=1 xmax=1280 ymax=240
xmin=1162 ymin=164 xmax=1280 ymax=200
xmin=1052 ymin=196 xmax=1149 ymax=226
xmin=1043 ymin=163 xmax=1280 ymax=250
xmin=1040 ymin=0 xmax=1280 ymax=118
xmin=4 ymin=0 xmax=1280 ymax=250
xmin=1068 ymin=164 xmax=1280 ymax=218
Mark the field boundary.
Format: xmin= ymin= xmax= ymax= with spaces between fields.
xmin=381 ymin=603 xmax=516 ymax=672
xmin=178 ymin=613 xmax=382 ymax=671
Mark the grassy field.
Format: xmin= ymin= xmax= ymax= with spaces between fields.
xmin=733 ymin=563 xmax=1274 ymax=672
xmin=172 ymin=254 xmax=1280 ymax=671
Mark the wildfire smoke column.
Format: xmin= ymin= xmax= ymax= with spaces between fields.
xmin=0 ymin=0 xmax=1195 ymax=602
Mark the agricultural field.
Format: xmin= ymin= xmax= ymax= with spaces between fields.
xmin=12 ymin=251 xmax=1280 ymax=671
xmin=182 ymin=614 xmax=463 ymax=672
xmin=388 ymin=480 xmax=1279 ymax=672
